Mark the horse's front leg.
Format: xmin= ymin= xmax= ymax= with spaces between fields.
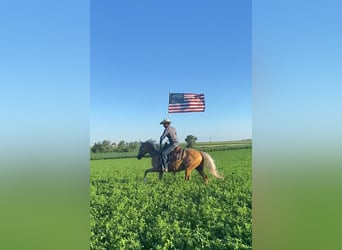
xmin=185 ymin=167 xmax=191 ymax=181
xmin=158 ymin=171 xmax=164 ymax=180
xmin=144 ymin=168 xmax=154 ymax=182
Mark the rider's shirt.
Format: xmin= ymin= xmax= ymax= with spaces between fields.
xmin=160 ymin=126 xmax=179 ymax=145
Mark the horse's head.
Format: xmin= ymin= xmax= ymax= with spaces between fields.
xmin=137 ymin=140 xmax=157 ymax=160
xmin=137 ymin=142 xmax=147 ymax=160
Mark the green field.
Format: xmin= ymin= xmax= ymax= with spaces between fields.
xmin=90 ymin=148 xmax=251 ymax=250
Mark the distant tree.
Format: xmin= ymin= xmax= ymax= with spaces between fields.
xmin=185 ymin=135 xmax=197 ymax=148
xmin=116 ymin=140 xmax=129 ymax=152
xmin=91 ymin=140 xmax=141 ymax=153
xmin=91 ymin=143 xmax=102 ymax=153
xmin=128 ymin=141 xmax=139 ymax=150
xmin=91 ymin=140 xmax=114 ymax=153
xmin=117 ymin=140 xmax=125 ymax=147
xmin=101 ymin=140 xmax=112 ymax=153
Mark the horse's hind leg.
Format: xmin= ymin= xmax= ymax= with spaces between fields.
xmin=185 ymin=158 xmax=202 ymax=181
xmin=185 ymin=168 xmax=191 ymax=181
xmin=196 ymin=167 xmax=208 ymax=184
xmin=185 ymin=164 xmax=197 ymax=181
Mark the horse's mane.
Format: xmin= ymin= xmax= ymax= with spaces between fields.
xmin=145 ymin=139 xmax=155 ymax=144
xmin=143 ymin=139 xmax=157 ymax=149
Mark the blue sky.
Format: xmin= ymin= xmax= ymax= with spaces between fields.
xmin=91 ymin=0 xmax=252 ymax=145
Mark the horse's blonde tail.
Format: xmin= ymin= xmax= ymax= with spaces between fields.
xmin=201 ymin=151 xmax=223 ymax=179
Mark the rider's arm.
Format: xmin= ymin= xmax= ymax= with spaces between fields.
xmin=159 ymin=127 xmax=169 ymax=145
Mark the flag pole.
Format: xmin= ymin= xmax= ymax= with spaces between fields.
xmin=167 ymin=91 xmax=170 ymax=119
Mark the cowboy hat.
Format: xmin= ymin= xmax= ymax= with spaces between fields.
xmin=160 ymin=118 xmax=172 ymax=124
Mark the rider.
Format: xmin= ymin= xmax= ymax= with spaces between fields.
xmin=159 ymin=118 xmax=179 ymax=172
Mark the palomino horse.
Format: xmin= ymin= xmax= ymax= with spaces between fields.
xmin=137 ymin=140 xmax=223 ymax=183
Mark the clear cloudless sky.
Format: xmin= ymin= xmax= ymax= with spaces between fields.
xmin=90 ymin=0 xmax=251 ymax=145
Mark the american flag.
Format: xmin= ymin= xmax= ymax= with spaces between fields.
xmin=168 ymin=93 xmax=205 ymax=113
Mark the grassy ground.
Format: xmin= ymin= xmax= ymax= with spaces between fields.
xmin=90 ymin=148 xmax=252 ymax=249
